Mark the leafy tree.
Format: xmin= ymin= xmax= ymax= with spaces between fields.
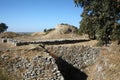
xmin=0 ymin=23 xmax=8 ymax=33
xmin=74 ymin=0 xmax=120 ymax=45
xmin=111 ymin=23 xmax=120 ymax=44
xmin=43 ymin=28 xmax=55 ymax=34
xmin=79 ymin=16 xmax=97 ymax=39
xmin=44 ymin=29 xmax=47 ymax=32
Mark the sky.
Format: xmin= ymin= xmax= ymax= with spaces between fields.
xmin=0 ymin=0 xmax=83 ymax=32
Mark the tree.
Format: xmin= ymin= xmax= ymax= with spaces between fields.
xmin=79 ymin=15 xmax=97 ymax=39
xmin=0 ymin=23 xmax=8 ymax=33
xmin=74 ymin=0 xmax=120 ymax=45
xmin=111 ymin=23 xmax=120 ymax=44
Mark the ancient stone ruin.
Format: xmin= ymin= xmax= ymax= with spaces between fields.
xmin=0 ymin=38 xmax=100 ymax=80
xmin=1 ymin=38 xmax=89 ymax=46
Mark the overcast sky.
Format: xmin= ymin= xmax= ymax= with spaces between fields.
xmin=0 ymin=0 xmax=83 ymax=32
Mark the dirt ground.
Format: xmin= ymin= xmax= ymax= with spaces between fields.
xmin=0 ymin=30 xmax=98 ymax=50
xmin=0 ymin=31 xmax=120 ymax=80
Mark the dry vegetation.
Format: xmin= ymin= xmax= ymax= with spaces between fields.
xmin=84 ymin=42 xmax=120 ymax=80
xmin=31 ymin=24 xmax=87 ymax=40
xmin=0 ymin=32 xmax=21 ymax=38
xmin=0 ymin=24 xmax=120 ymax=80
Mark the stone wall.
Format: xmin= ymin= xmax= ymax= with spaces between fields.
xmin=1 ymin=38 xmax=89 ymax=46
xmin=1 ymin=38 xmax=119 ymax=80
xmin=46 ymin=45 xmax=100 ymax=70
xmin=0 ymin=48 xmax=64 ymax=80
xmin=0 ymin=43 xmax=100 ymax=80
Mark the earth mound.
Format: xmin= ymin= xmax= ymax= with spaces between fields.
xmin=41 ymin=24 xmax=80 ymax=39
xmin=55 ymin=24 xmax=78 ymax=34
xmin=0 ymin=32 xmax=21 ymax=38
xmin=31 ymin=32 xmax=46 ymax=36
xmin=31 ymin=24 xmax=80 ymax=40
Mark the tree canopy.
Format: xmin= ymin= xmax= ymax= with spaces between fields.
xmin=0 ymin=23 xmax=8 ymax=33
xmin=74 ymin=0 xmax=120 ymax=45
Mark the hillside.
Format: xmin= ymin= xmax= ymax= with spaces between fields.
xmin=32 ymin=24 xmax=87 ymax=40
xmin=84 ymin=42 xmax=120 ymax=80
xmin=0 ymin=24 xmax=120 ymax=80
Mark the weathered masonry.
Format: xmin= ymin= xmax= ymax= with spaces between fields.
xmin=1 ymin=38 xmax=90 ymax=46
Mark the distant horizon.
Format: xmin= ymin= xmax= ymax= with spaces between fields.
xmin=5 ymin=23 xmax=79 ymax=32
xmin=0 ymin=0 xmax=83 ymax=32
xmin=6 ymin=23 xmax=79 ymax=33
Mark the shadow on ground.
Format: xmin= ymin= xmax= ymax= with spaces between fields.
xmin=43 ymin=39 xmax=90 ymax=45
xmin=55 ymin=57 xmax=88 ymax=80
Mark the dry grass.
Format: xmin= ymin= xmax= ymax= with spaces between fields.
xmin=31 ymin=32 xmax=46 ymax=36
xmin=0 ymin=69 xmax=12 ymax=80
xmin=84 ymin=42 xmax=120 ymax=80
xmin=41 ymin=30 xmax=82 ymax=40
xmin=0 ymin=44 xmax=49 ymax=80
xmin=0 ymin=32 xmax=21 ymax=38
xmin=0 ymin=31 xmax=120 ymax=80
xmin=30 ymin=24 xmax=83 ymax=40
xmin=55 ymin=24 xmax=77 ymax=34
